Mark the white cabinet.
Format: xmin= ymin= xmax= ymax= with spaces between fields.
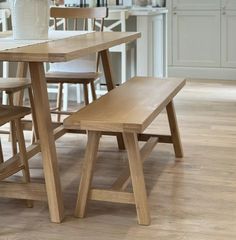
xmin=172 ymin=10 xmax=220 ymax=67
xmin=173 ymin=0 xmax=221 ymax=10
xmin=221 ymin=10 xmax=236 ymax=67
xmin=222 ymin=0 xmax=236 ymax=10
xmin=136 ymin=15 xmax=164 ymax=77
xmin=168 ymin=0 xmax=236 ymax=80
xmin=134 ymin=10 xmax=168 ymax=78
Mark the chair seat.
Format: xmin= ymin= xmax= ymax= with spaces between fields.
xmin=0 ymin=105 xmax=31 ymax=126
xmin=0 ymin=78 xmax=31 ymax=93
xmin=46 ymin=71 xmax=102 ymax=84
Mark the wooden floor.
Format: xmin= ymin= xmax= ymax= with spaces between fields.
xmin=0 ymin=79 xmax=236 ymax=239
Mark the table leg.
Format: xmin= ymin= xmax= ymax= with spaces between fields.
xmin=100 ymin=49 xmax=115 ymax=91
xmin=29 ymin=62 xmax=64 ymax=223
xmin=14 ymin=62 xmax=28 ymax=105
xmin=100 ymin=49 xmax=125 ymax=150
xmin=16 ymin=62 xmax=28 ymax=78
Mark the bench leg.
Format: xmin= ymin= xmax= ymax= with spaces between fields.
xmin=166 ymin=100 xmax=183 ymax=158
xmin=75 ymin=130 xmax=101 ymax=218
xmin=122 ymin=132 xmax=150 ymax=226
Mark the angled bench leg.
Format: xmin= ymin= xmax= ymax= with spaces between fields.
xmin=122 ymin=132 xmax=150 ymax=226
xmin=75 ymin=130 xmax=101 ymax=218
xmin=166 ymin=100 xmax=183 ymax=158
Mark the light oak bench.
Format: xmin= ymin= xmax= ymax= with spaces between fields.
xmin=64 ymin=77 xmax=186 ymax=225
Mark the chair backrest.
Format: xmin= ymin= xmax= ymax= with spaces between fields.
xmin=50 ymin=7 xmax=108 ymax=31
xmin=96 ymin=9 xmax=130 ymax=32
xmin=0 ymin=9 xmax=8 ymax=31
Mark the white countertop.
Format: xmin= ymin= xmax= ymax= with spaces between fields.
xmin=109 ymin=6 xmax=168 ymax=16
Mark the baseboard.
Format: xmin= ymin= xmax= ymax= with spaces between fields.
xmin=168 ymin=66 xmax=236 ymax=81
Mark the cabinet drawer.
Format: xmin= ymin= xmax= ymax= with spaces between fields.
xmin=222 ymin=0 xmax=236 ymax=10
xmin=173 ymin=0 xmax=221 ymax=10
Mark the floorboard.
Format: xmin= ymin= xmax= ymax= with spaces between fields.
xmin=0 ymin=79 xmax=236 ymax=239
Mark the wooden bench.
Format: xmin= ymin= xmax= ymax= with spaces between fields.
xmin=64 ymin=76 xmax=186 ymax=225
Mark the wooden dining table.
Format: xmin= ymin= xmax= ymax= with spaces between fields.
xmin=0 ymin=31 xmax=141 ymax=223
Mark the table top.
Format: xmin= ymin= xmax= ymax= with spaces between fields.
xmin=0 ymin=31 xmax=141 ymax=62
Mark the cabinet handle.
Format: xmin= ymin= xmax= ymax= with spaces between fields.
xmin=173 ymin=12 xmax=177 ymax=15
xmin=222 ymin=11 xmax=226 ymax=15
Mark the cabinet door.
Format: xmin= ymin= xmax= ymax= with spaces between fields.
xmin=172 ymin=10 xmax=221 ymax=67
xmin=136 ymin=15 xmax=164 ymax=77
xmin=221 ymin=11 xmax=236 ymax=67
xmin=222 ymin=0 xmax=236 ymax=10
xmin=152 ymin=15 xmax=164 ymax=77
xmin=173 ymin=0 xmax=220 ymax=10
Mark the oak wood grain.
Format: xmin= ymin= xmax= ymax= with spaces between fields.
xmin=0 ymin=32 xmax=141 ymax=62
xmin=0 ymin=80 xmax=236 ymax=239
xmin=64 ymin=77 xmax=186 ymax=133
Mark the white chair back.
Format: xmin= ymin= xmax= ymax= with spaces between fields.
xmin=96 ymin=10 xmax=130 ymax=32
xmin=96 ymin=10 xmax=134 ymax=85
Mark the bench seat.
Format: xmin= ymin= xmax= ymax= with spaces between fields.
xmin=64 ymin=77 xmax=185 ymax=133
xmin=64 ymin=76 xmax=186 ymax=225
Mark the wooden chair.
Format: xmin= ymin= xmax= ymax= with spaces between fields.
xmin=96 ymin=9 xmax=135 ymax=86
xmin=0 ymin=105 xmax=31 ymax=203
xmin=46 ymin=7 xmax=108 ymax=122
xmin=1 ymin=10 xmax=39 ymax=150
xmin=0 ymin=78 xmax=39 ymax=154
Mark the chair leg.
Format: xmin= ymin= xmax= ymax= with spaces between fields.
xmin=15 ymin=118 xmax=33 ymax=207
xmin=121 ymin=45 xmax=127 ymax=84
xmin=63 ymin=83 xmax=69 ymax=111
xmin=2 ymin=61 xmax=9 ymax=105
xmin=83 ymin=83 xmax=89 ymax=105
xmin=8 ymin=93 xmax=18 ymax=155
xmin=90 ymin=81 xmax=97 ymax=101
xmin=76 ymin=84 xmax=82 ymax=104
xmin=75 ymin=131 xmax=101 ymax=218
xmin=15 ymin=119 xmax=30 ymax=183
xmin=0 ymin=138 xmax=4 ymax=163
xmin=130 ymin=47 xmax=135 ymax=78
xmin=166 ymin=100 xmax=183 ymax=158
xmin=96 ymin=52 xmax=101 ymax=72
xmin=56 ymin=83 xmax=63 ymax=122
xmin=2 ymin=91 xmax=7 ymax=105
xmin=122 ymin=132 xmax=150 ymax=226
xmin=28 ymin=87 xmax=39 ymax=143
